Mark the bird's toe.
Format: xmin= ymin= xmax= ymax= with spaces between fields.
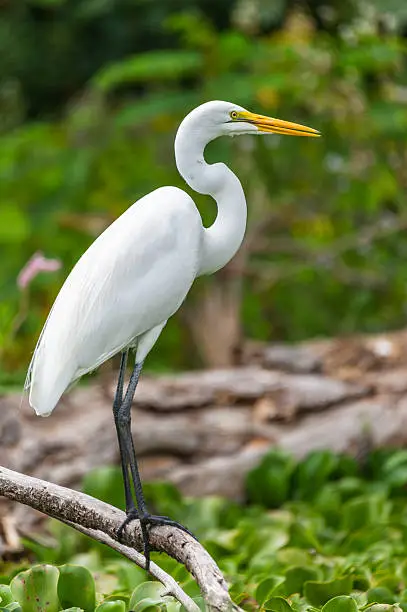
xmin=117 ymin=508 xmax=140 ymax=541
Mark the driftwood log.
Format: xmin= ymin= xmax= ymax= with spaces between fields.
xmin=2 ymin=330 xmax=407 ymax=526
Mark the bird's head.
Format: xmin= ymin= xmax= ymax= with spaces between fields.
xmin=185 ymin=100 xmax=320 ymax=139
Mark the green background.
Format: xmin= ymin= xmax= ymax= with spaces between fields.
xmin=2 ymin=0 xmax=407 ymax=383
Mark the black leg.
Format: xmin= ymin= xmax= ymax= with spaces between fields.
xmin=117 ymin=360 xmax=146 ymax=512
xmin=113 ymin=351 xmax=133 ymax=512
xmin=112 ymin=356 xmax=196 ymax=571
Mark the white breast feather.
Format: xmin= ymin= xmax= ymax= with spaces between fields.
xmin=28 ymin=186 xmax=202 ymax=416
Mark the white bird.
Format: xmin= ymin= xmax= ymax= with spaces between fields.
xmin=26 ymin=100 xmax=319 ymax=567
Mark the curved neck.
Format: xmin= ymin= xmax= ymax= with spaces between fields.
xmin=175 ymin=122 xmax=247 ymax=276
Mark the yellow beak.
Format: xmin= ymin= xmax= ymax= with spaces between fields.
xmin=239 ymin=111 xmax=320 ymax=137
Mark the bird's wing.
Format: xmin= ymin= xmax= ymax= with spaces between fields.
xmin=28 ymin=186 xmax=203 ymax=415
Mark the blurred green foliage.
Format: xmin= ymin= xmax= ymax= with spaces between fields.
xmin=4 ymin=448 xmax=407 ymax=609
xmin=2 ymin=0 xmax=407 ymax=381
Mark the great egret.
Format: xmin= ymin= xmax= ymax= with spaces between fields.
xmin=26 ymin=100 xmax=319 ymax=568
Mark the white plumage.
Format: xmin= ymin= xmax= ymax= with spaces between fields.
xmin=27 ymin=187 xmax=202 ymax=415
xmin=27 ymin=100 xmax=319 ymax=418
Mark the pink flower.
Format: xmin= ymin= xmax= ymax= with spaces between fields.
xmin=17 ymin=251 xmax=62 ymax=290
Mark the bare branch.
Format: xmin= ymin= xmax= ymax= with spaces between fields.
xmin=0 ymin=466 xmax=238 ymax=612
xmin=61 ymin=519 xmax=200 ymax=612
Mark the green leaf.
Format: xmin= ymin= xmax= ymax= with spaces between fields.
xmin=179 ymin=577 xmax=200 ymax=600
xmin=284 ymin=566 xmax=320 ymax=596
xmin=57 ymin=565 xmax=96 ymax=612
xmin=263 ymin=595 xmax=293 ymax=612
xmin=292 ymin=451 xmax=338 ymax=501
xmin=322 ymin=596 xmax=359 ymax=612
xmin=95 ymin=602 xmax=126 ymax=612
xmin=105 ymin=560 xmax=145 ymax=592
xmin=288 ymin=522 xmax=320 ymax=550
xmin=129 ymin=582 xmax=166 ymax=609
xmin=366 ymin=606 xmax=402 ymax=612
xmin=256 ymin=578 xmax=284 ymax=606
xmin=94 ymin=50 xmax=203 ymax=91
xmin=115 ymin=92 xmax=198 ymax=128
xmin=10 ymin=565 xmax=60 ymax=612
xmin=367 ymin=588 xmax=397 ymax=604
xmin=246 ymin=450 xmax=295 ymax=507
xmin=304 ymin=576 xmax=353 ymax=607
xmin=4 ymin=604 xmax=23 ymax=612
xmin=342 ymin=495 xmax=389 ymax=531
xmin=250 ymin=529 xmax=290 ymax=570
xmin=96 ymin=595 xmax=128 ymax=605
xmin=131 ymin=598 xmax=167 ymax=612
xmin=0 ymin=586 xmax=13 ymax=606
xmin=165 ymin=603 xmax=181 ymax=612
xmin=82 ymin=466 xmax=124 ymax=509
xmin=352 ymin=567 xmax=371 ymax=591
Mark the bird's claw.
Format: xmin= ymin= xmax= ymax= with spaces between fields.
xmin=117 ymin=507 xmax=140 ymax=542
xmin=143 ymin=514 xmax=197 ymax=540
xmin=117 ymin=510 xmax=197 ymax=571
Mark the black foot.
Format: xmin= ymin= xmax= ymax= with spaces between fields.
xmin=117 ymin=510 xmax=197 ymax=570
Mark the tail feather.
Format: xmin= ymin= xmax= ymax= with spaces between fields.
xmin=28 ymin=342 xmax=75 ymax=417
xmin=24 ymin=302 xmax=56 ymax=394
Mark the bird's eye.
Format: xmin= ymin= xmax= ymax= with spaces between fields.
xmin=230 ymin=111 xmax=239 ymax=120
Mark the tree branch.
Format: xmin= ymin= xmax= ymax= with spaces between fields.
xmin=61 ymin=519 xmax=200 ymax=612
xmin=0 ymin=466 xmax=238 ymax=612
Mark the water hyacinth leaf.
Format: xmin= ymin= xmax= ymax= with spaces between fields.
xmin=288 ymin=522 xmax=320 ymax=550
xmin=335 ymin=478 xmax=366 ymax=502
xmin=129 ymin=582 xmax=166 ymax=609
xmin=97 ymin=595 xmax=129 ymax=605
xmin=263 ymin=595 xmax=293 ymax=612
xmin=105 ymin=560 xmax=146 ymax=592
xmin=57 ymin=565 xmax=96 ymax=612
xmin=95 ymin=602 xmax=126 ymax=612
xmin=283 ymin=566 xmax=320 ymax=596
xmin=256 ymin=578 xmax=285 ymax=606
xmin=292 ymin=451 xmax=338 ymax=501
xmin=380 ymin=451 xmax=407 ymax=489
xmin=250 ymin=529 xmax=290 ymax=570
xmin=314 ymin=483 xmax=342 ymax=525
xmin=246 ymin=450 xmax=295 ymax=507
xmin=3 ymin=604 xmax=22 ymax=612
xmin=276 ymin=548 xmax=313 ymax=567
xmin=163 ymin=603 xmax=181 ymax=612
xmin=367 ymin=588 xmax=397 ymax=604
xmin=342 ymin=525 xmax=392 ymax=554
xmin=229 ymin=579 xmax=251 ymax=605
xmin=304 ymin=576 xmax=353 ymax=606
xmin=365 ymin=607 xmax=396 ymax=612
xmin=132 ymin=598 xmax=173 ymax=612
xmin=342 ymin=495 xmax=389 ymax=531
xmin=0 ymin=586 xmax=13 ymax=606
xmin=10 ymin=565 xmax=60 ymax=612
xmin=191 ymin=596 xmax=205 ymax=611
xmin=82 ymin=466 xmax=124 ymax=509
xmin=322 ymin=596 xmax=358 ymax=612
xmin=179 ymin=577 xmax=201 ymax=599
xmin=352 ymin=570 xmax=370 ymax=591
